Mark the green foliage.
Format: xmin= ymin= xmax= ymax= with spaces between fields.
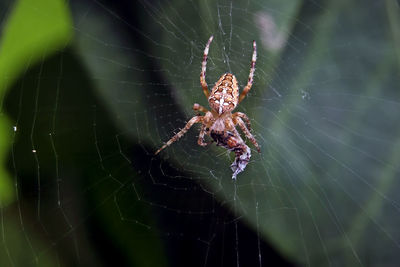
xmin=0 ymin=115 xmax=12 ymax=206
xmin=0 ymin=0 xmax=72 ymax=206
xmin=0 ymin=0 xmax=72 ymax=264
xmin=1 ymin=0 xmax=168 ymax=266
xmin=0 ymin=0 xmax=72 ymax=89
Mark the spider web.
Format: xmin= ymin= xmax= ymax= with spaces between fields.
xmin=2 ymin=0 xmax=400 ymax=266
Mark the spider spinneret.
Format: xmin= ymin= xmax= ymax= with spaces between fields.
xmin=155 ymin=35 xmax=260 ymax=179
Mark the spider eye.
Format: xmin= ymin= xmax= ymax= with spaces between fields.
xmin=206 ymin=128 xmax=210 ymax=131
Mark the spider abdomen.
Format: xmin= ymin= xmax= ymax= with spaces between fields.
xmin=210 ymin=131 xmax=240 ymax=151
xmin=208 ymin=73 xmax=239 ymax=114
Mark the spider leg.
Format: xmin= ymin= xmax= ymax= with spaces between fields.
xmin=238 ymin=40 xmax=257 ymax=104
xmin=232 ymin=112 xmax=252 ymax=131
xmin=198 ymin=111 xmax=214 ymax=146
xmin=234 ymin=117 xmax=261 ymax=153
xmin=200 ymin=35 xmax=214 ymax=99
xmin=155 ymin=116 xmax=203 ymax=155
xmin=197 ymin=124 xmax=208 ymax=146
xmin=193 ymin=103 xmax=209 ymax=113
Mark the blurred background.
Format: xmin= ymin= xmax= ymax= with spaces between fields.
xmin=1 ymin=0 xmax=400 ymax=266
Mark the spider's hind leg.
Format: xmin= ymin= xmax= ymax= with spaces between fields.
xmin=233 ymin=112 xmax=252 ymax=131
xmin=234 ymin=116 xmax=261 ymax=153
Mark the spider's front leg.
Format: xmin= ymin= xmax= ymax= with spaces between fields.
xmin=234 ymin=116 xmax=261 ymax=153
xmin=200 ymin=35 xmax=214 ymax=98
xmin=238 ymin=40 xmax=257 ymax=104
xmin=155 ymin=116 xmax=203 ymax=155
xmin=193 ymin=103 xmax=209 ymax=114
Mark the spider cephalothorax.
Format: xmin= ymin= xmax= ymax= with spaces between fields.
xmin=155 ymin=35 xmax=260 ymax=179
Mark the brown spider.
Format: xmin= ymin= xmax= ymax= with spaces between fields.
xmin=155 ymin=35 xmax=260 ymax=179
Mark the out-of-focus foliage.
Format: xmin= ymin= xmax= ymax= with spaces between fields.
xmin=0 ymin=0 xmax=72 ymax=206
xmin=1 ymin=0 xmax=168 ymax=266
xmin=0 ymin=115 xmax=12 ymax=206
xmin=0 ymin=0 xmax=72 ymax=265
xmin=0 ymin=0 xmax=72 ymax=89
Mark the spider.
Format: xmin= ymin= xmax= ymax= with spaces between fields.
xmin=155 ymin=35 xmax=260 ymax=179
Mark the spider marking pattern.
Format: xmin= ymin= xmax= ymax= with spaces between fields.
xmin=155 ymin=35 xmax=260 ymax=179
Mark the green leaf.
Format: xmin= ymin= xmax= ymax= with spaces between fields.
xmin=0 ymin=0 xmax=72 ymax=207
xmin=0 ymin=0 xmax=72 ymax=89
xmin=0 ymin=115 xmax=12 ymax=206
